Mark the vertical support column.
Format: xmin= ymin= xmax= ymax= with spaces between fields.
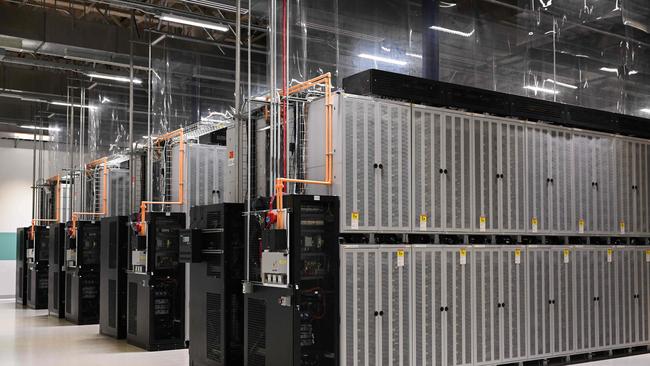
xmin=422 ymin=0 xmax=440 ymax=80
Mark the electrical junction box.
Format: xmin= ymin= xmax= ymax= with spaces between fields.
xmin=261 ymin=251 xmax=288 ymax=285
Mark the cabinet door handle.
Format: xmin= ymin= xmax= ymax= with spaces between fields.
xmin=444 ymin=306 xmax=449 ymax=312
xmin=373 ymin=163 xmax=378 ymax=169
xmin=379 ymin=311 xmax=384 ymax=316
xmin=378 ymin=164 xmax=383 ymax=170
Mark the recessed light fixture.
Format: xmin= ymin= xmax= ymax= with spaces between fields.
xmin=406 ymin=52 xmax=423 ymax=59
xmin=430 ymin=25 xmax=475 ymax=37
xmin=641 ymin=108 xmax=650 ymax=114
xmin=545 ymin=79 xmax=578 ymax=90
xmin=524 ymin=85 xmax=559 ymax=95
xmin=629 ymin=70 xmax=639 ymax=75
xmin=158 ymin=14 xmax=229 ymax=32
xmin=358 ymin=53 xmax=407 ymax=66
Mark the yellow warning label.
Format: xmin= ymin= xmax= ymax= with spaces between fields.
xmin=396 ymin=250 xmax=405 ymax=267
xmin=419 ymin=214 xmax=428 ymax=231
xmin=479 ymin=216 xmax=487 ymax=232
xmin=578 ymin=219 xmax=585 ymax=233
xmin=397 ymin=250 xmax=405 ymax=257
xmin=351 ymin=211 xmax=359 ymax=229
xmin=607 ymin=248 xmax=613 ymax=263
xmin=563 ymin=249 xmax=570 ymax=264
xmin=420 ymin=215 xmax=427 ymax=223
xmin=514 ymin=249 xmax=522 ymax=264
xmin=459 ymin=249 xmax=467 ymax=265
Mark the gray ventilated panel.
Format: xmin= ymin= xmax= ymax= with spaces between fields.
xmin=340 ymin=247 xmax=379 ymax=366
xmin=378 ymin=247 xmax=410 ymax=366
xmin=377 ymin=103 xmax=411 ymax=231
xmin=475 ymin=119 xmax=499 ymax=231
xmin=527 ymin=127 xmax=573 ymax=233
xmin=413 ymin=247 xmax=444 ymax=366
xmin=412 ymin=108 xmax=473 ymax=232
xmin=640 ymin=247 xmax=650 ymax=344
xmin=501 ymin=123 xmax=526 ymax=232
xmin=504 ymin=248 xmax=527 ymax=361
xmin=598 ymin=248 xmax=615 ymax=349
xmin=172 ymin=144 xmax=227 ymax=210
xmin=444 ymin=248 xmax=472 ymax=366
xmin=341 ymin=97 xmax=377 ymax=231
xmin=473 ymin=249 xmax=499 ymax=365
xmin=527 ymin=249 xmax=554 ymax=358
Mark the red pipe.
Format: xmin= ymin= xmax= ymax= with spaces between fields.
xmin=281 ymin=0 xmax=288 ymax=188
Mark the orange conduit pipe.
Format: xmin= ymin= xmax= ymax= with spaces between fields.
xmin=30 ymin=175 xmax=61 ymax=240
xmin=137 ymin=128 xmax=185 ymax=236
xmin=70 ymin=158 xmax=109 ymax=238
xmin=275 ymin=73 xmax=333 ymax=229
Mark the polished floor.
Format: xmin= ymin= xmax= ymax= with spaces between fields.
xmin=2 ymin=298 xmax=650 ymax=366
xmin=0 ymin=299 xmax=187 ymax=366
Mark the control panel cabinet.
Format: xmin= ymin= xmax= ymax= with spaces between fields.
xmin=48 ymin=223 xmax=66 ymax=318
xmin=185 ymin=203 xmax=245 ymax=366
xmin=126 ymin=212 xmax=186 ymax=351
xmin=27 ymin=225 xmax=49 ymax=309
xmin=99 ymin=216 xmax=129 ymax=338
xmin=15 ymin=227 xmax=28 ymax=306
xmin=245 ymin=195 xmax=340 ymax=366
xmin=64 ymin=221 xmax=101 ymax=325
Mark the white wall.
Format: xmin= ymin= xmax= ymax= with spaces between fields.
xmin=0 ymin=146 xmax=34 ymax=297
xmin=0 ymin=145 xmax=68 ymax=297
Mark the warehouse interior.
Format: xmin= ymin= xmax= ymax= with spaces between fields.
xmin=2 ymin=0 xmax=650 ymax=365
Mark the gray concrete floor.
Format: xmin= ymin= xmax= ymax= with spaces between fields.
xmin=2 ymin=298 xmax=650 ymax=366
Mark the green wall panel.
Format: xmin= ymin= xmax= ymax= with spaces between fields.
xmin=0 ymin=232 xmax=16 ymax=260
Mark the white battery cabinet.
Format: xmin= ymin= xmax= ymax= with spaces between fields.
xmin=412 ymin=108 xmax=473 ymax=232
xmin=472 ymin=246 xmax=527 ymax=365
xmin=526 ymin=126 xmax=574 ymax=233
xmin=526 ymin=246 xmax=575 ymax=359
xmin=412 ymin=246 xmax=472 ymax=366
xmin=340 ymin=245 xmax=411 ymax=366
xmin=472 ymin=118 xmax=526 ymax=232
xmin=613 ymin=140 xmax=650 ymax=234
xmin=306 ymin=94 xmax=411 ymax=233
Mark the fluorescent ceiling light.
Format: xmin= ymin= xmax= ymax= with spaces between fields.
xmin=88 ymin=73 xmax=142 ymax=85
xmin=381 ymin=46 xmax=391 ymax=52
xmin=101 ymin=97 xmax=111 ymax=104
xmin=159 ymin=14 xmax=229 ymax=32
xmin=545 ymin=79 xmax=577 ymax=90
xmin=629 ymin=70 xmax=639 ymax=75
xmin=406 ymin=52 xmax=423 ymax=59
xmin=600 ymin=67 xmax=619 ymax=74
xmin=51 ymin=101 xmax=97 ymax=109
xmin=358 ymin=53 xmax=407 ymax=66
xmin=641 ymin=108 xmax=650 ymax=114
xmin=429 ymin=25 xmax=475 ymax=37
xmin=439 ymin=1 xmax=457 ymax=7
xmin=20 ymin=125 xmax=61 ymax=132
xmin=524 ymin=85 xmax=559 ymax=95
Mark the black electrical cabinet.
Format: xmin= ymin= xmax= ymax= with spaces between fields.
xmin=126 ymin=212 xmax=186 ymax=351
xmin=99 ymin=216 xmax=129 ymax=338
xmin=244 ymin=195 xmax=340 ymax=366
xmin=27 ymin=225 xmax=49 ymax=309
xmin=48 ymin=223 xmax=66 ymax=318
xmin=181 ymin=203 xmax=245 ymax=366
xmin=64 ymin=221 xmax=101 ymax=325
xmin=15 ymin=227 xmax=28 ymax=306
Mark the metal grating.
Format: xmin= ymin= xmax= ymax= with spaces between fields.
xmin=108 ymin=279 xmax=116 ymax=328
xmin=128 ymin=282 xmax=137 ymax=336
xmin=206 ymin=292 xmax=223 ymax=363
xmin=65 ymin=273 xmax=71 ymax=313
xmin=246 ymin=298 xmax=266 ymax=366
xmin=53 ymin=272 xmax=59 ymax=306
